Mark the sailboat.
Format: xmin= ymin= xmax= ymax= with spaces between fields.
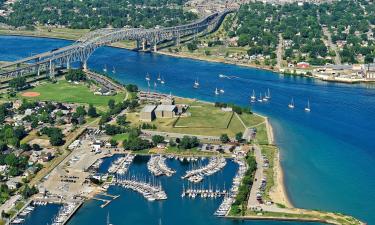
xmin=288 ymin=98 xmax=295 ymax=109
xmin=103 ymin=65 xmax=108 ymax=72
xmin=263 ymin=92 xmax=268 ymax=101
xmin=215 ymin=88 xmax=220 ymax=95
xmin=266 ymin=88 xmax=271 ymax=99
xmin=107 ymin=212 xmax=113 ymax=225
xmin=145 ymin=73 xmax=151 ymax=81
xmin=257 ymin=93 xmax=263 ymax=102
xmin=157 ymin=73 xmax=161 ymax=81
xmin=193 ymin=78 xmax=200 ymax=88
xmin=160 ymin=76 xmax=165 ymax=84
xmin=112 ymin=66 xmax=116 ymax=74
xmin=305 ymin=100 xmax=311 ymax=112
xmin=251 ymin=90 xmax=256 ymax=102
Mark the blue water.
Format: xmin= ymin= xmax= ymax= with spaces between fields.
xmin=21 ymin=203 xmax=61 ymax=225
xmin=68 ymin=155 xmax=320 ymax=225
xmin=0 ymin=35 xmax=374 ymax=224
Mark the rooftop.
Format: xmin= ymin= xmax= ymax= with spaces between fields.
xmin=155 ymin=105 xmax=176 ymax=112
xmin=141 ymin=105 xmax=157 ymax=113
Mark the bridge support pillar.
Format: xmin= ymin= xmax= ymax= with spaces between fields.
xmin=49 ymin=60 xmax=55 ymax=77
xmin=153 ymin=43 xmax=157 ymax=52
xmin=82 ymin=60 xmax=88 ymax=72
xmin=142 ymin=39 xmax=147 ymax=51
xmin=67 ymin=60 xmax=71 ymax=70
xmin=37 ymin=65 xmax=40 ymax=76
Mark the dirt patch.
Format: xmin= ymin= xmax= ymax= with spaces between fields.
xmin=21 ymin=91 xmax=41 ymax=97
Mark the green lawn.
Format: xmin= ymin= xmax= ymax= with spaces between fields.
xmin=254 ymin=123 xmax=269 ymax=145
xmin=239 ymin=113 xmax=265 ymax=127
xmin=111 ymin=133 xmax=129 ymax=142
xmin=175 ymin=103 xmax=232 ymax=128
xmin=18 ymin=80 xmax=126 ymax=111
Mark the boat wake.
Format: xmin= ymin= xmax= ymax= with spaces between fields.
xmin=218 ymin=74 xmax=239 ymax=79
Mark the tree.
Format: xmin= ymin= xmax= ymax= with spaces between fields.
xmin=32 ymin=144 xmax=41 ymax=151
xmin=108 ymin=99 xmax=115 ymax=110
xmin=116 ymin=115 xmax=127 ymax=126
xmin=20 ymin=143 xmax=31 ymax=151
xmin=125 ymin=84 xmax=138 ymax=92
xmin=109 ymin=139 xmax=118 ymax=147
xmin=40 ymin=127 xmax=64 ymax=146
xmin=220 ymin=134 xmax=230 ymax=143
xmin=152 ymin=135 xmax=165 ymax=145
xmin=9 ymin=77 xmax=27 ymax=90
xmin=65 ymin=69 xmax=86 ymax=81
xmin=87 ymin=104 xmax=98 ymax=117
xmin=235 ymin=132 xmax=243 ymax=142
xmin=179 ymin=136 xmax=199 ymax=149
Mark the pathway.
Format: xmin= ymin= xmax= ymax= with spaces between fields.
xmin=322 ymin=27 xmax=341 ymax=64
xmin=276 ymin=33 xmax=283 ymax=70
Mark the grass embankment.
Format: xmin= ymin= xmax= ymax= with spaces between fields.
xmin=17 ymin=80 xmax=126 ymax=111
xmin=126 ymin=98 xmax=260 ymax=138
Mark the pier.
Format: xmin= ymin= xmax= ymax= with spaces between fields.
xmin=115 ymin=178 xmax=167 ymax=201
xmin=147 ymin=155 xmax=176 ymax=177
xmin=215 ymin=153 xmax=248 ymax=217
xmin=93 ymin=193 xmax=121 ymax=208
xmin=108 ymin=154 xmax=135 ymax=175
xmin=182 ymin=157 xmax=226 ymax=183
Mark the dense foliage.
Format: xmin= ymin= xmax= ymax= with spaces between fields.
xmin=231 ymin=154 xmax=257 ymax=215
xmin=65 ymin=69 xmax=86 ymax=82
xmin=5 ymin=0 xmax=197 ymax=29
xmin=0 ymin=153 xmax=29 ymax=177
xmin=40 ymin=127 xmax=65 ymax=146
xmin=9 ymin=77 xmax=27 ymax=91
xmin=227 ymin=0 xmax=375 ymax=65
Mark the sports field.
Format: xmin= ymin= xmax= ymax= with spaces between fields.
xmin=18 ymin=80 xmax=126 ymax=111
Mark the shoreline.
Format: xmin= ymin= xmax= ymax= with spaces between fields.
xmin=1 ymin=32 xmax=373 ymax=85
xmin=263 ymin=117 xmax=294 ymax=208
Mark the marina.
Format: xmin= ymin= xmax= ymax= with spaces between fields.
xmin=0 ymin=36 xmax=374 ymax=225
xmin=215 ymin=153 xmax=248 ymax=216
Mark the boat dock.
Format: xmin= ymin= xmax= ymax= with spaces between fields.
xmin=147 ymin=155 xmax=176 ymax=177
xmin=93 ymin=193 xmax=120 ymax=208
xmin=182 ymin=157 xmax=226 ymax=183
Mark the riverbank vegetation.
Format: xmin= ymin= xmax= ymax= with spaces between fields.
xmin=1 ymin=0 xmax=197 ymax=29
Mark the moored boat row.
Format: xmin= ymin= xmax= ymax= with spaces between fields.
xmin=115 ymin=177 xmax=167 ymax=201
xmin=117 ymin=154 xmax=135 ymax=175
xmin=214 ymin=155 xmax=248 ymax=216
xmin=182 ymin=157 xmax=226 ymax=183
xmin=50 ymin=202 xmax=80 ymax=225
xmin=147 ymin=155 xmax=175 ymax=177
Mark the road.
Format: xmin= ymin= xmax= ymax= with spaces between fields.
xmin=276 ymin=33 xmax=283 ymax=70
xmin=322 ymin=27 xmax=341 ymax=65
xmin=247 ymin=145 xmax=291 ymax=213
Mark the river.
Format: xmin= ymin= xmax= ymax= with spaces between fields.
xmin=0 ymin=35 xmax=374 ymax=224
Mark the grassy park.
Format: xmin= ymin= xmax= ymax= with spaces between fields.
xmin=17 ymin=80 xmax=126 ymax=111
xmin=126 ymin=98 xmax=265 ymax=138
